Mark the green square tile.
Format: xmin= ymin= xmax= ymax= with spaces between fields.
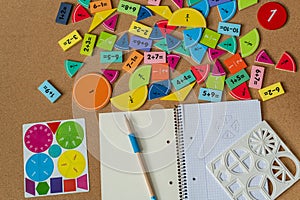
xmin=96 ymin=32 xmax=117 ymax=51
xmin=200 ymin=28 xmax=221 ymax=48
xmin=238 ymin=0 xmax=258 ymax=10
xmin=206 ymin=73 xmax=225 ymax=91
xmin=225 ymin=69 xmax=250 ymax=90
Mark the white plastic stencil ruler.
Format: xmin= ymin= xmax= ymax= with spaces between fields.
xmin=207 ymin=121 xmax=300 ymax=200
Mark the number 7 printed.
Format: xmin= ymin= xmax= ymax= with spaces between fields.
xmin=268 ymin=9 xmax=277 ymax=22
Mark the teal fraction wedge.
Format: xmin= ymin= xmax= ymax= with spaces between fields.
xmin=64 ymin=60 xmax=84 ymax=77
xmin=218 ymin=36 xmax=237 ymax=54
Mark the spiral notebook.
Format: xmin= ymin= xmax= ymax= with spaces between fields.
xmin=99 ymin=100 xmax=261 ymax=200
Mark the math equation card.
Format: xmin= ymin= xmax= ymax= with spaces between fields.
xmin=23 ymin=118 xmax=89 ymax=198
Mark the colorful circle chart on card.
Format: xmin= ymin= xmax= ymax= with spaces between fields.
xmin=23 ymin=118 xmax=89 ymax=198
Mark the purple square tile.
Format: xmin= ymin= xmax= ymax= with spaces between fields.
xmin=129 ymin=36 xmax=152 ymax=52
xmin=50 ymin=177 xmax=62 ymax=193
xmin=208 ymin=0 xmax=232 ymax=7
xmin=25 ymin=178 xmax=35 ymax=196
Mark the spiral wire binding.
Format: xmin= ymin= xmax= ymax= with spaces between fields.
xmin=174 ymin=105 xmax=188 ymax=199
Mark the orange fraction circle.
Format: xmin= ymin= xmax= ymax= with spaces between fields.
xmin=73 ymin=73 xmax=112 ymax=110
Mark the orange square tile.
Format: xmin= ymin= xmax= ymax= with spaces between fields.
xmin=122 ymin=51 xmax=144 ymax=73
xmin=151 ymin=63 xmax=169 ymax=81
xmin=64 ymin=179 xmax=76 ymax=192
xmin=89 ymin=0 xmax=112 ymax=14
xmin=224 ymin=53 xmax=247 ymax=74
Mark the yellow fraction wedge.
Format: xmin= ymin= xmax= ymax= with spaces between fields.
xmin=110 ymin=85 xmax=148 ymax=111
xmin=146 ymin=6 xmax=172 ymax=20
xmin=88 ymin=8 xmax=117 ymax=32
xmin=160 ymin=82 xmax=195 ymax=101
xmin=168 ymin=8 xmax=206 ymax=27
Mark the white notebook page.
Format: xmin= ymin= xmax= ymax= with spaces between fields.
xmin=182 ymin=100 xmax=262 ymax=200
xmin=99 ymin=109 xmax=179 ymax=200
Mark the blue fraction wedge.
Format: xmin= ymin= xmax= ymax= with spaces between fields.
xmin=189 ymin=43 xmax=208 ymax=64
xmin=166 ymin=34 xmax=181 ymax=51
xmin=137 ymin=6 xmax=153 ymax=21
xmin=148 ymin=80 xmax=171 ymax=100
xmin=183 ymin=28 xmax=203 ymax=48
xmin=191 ymin=0 xmax=210 ymax=18
xmin=149 ymin=24 xmax=164 ymax=40
xmin=115 ymin=32 xmax=129 ymax=50
xmin=217 ymin=0 xmax=237 ymax=22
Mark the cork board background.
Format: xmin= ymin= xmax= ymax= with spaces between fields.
xmin=1 ymin=0 xmax=299 ymax=199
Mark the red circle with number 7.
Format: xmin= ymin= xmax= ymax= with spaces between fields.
xmin=257 ymin=2 xmax=287 ymax=30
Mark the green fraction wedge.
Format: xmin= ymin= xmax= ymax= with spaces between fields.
xmin=239 ymin=28 xmax=260 ymax=58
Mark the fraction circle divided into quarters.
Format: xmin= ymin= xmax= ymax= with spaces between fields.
xmin=257 ymin=2 xmax=288 ymax=30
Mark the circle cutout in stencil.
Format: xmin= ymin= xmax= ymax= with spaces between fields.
xmin=256 ymin=159 xmax=268 ymax=171
xmin=247 ymin=174 xmax=274 ymax=199
xmin=225 ymin=148 xmax=252 ymax=175
xmin=249 ymin=128 xmax=278 ymax=156
xmin=271 ymin=156 xmax=297 ymax=183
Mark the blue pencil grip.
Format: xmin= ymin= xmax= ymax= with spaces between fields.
xmin=151 ymin=196 xmax=157 ymax=200
xmin=128 ymin=134 xmax=141 ymax=153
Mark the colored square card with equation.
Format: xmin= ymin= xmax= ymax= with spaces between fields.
xmin=23 ymin=118 xmax=89 ymax=198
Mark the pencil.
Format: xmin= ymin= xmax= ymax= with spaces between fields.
xmin=124 ymin=115 xmax=157 ymax=200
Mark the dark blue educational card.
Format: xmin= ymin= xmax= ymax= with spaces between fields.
xmin=55 ymin=2 xmax=73 ymax=25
